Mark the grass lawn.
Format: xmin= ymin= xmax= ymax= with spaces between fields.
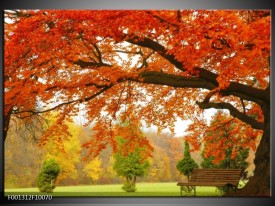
xmin=5 ymin=182 xmax=222 ymax=196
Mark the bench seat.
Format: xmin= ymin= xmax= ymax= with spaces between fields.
xmin=177 ymin=168 xmax=242 ymax=196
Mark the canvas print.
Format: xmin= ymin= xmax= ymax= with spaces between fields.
xmin=4 ymin=10 xmax=270 ymax=197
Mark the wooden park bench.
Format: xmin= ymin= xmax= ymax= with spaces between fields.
xmin=177 ymin=168 xmax=242 ymax=196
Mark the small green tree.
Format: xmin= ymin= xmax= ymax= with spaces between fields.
xmin=36 ymin=159 xmax=60 ymax=193
xmin=111 ymin=118 xmax=152 ymax=192
xmin=176 ymin=141 xmax=199 ymax=182
xmin=113 ymin=133 xmax=151 ymax=192
xmin=113 ymin=148 xmax=150 ymax=192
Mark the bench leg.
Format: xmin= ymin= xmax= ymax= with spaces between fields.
xmin=179 ymin=185 xmax=196 ymax=196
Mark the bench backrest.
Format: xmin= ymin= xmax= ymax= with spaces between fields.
xmin=190 ymin=169 xmax=242 ymax=186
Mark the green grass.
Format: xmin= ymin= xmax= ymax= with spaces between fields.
xmin=5 ymin=182 xmax=222 ymax=196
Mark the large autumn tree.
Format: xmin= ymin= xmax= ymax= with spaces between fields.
xmin=4 ymin=10 xmax=270 ymax=196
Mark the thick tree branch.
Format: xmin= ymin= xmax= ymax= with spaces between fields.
xmin=133 ymin=71 xmax=217 ymax=90
xmin=74 ymin=33 xmax=270 ymax=106
xmin=220 ymin=82 xmax=269 ymax=106
xmin=125 ymin=35 xmax=184 ymax=71
xmin=74 ymin=59 xmax=111 ymax=68
xmin=125 ymin=35 xmax=269 ymax=104
xmin=196 ymin=101 xmax=264 ymax=130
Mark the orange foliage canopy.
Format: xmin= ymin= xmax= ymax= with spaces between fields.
xmin=4 ymin=10 xmax=270 ymax=159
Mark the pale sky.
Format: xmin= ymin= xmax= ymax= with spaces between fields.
xmin=140 ymin=108 xmax=217 ymax=137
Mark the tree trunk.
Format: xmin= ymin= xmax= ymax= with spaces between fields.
xmin=4 ymin=111 xmax=12 ymax=142
xmin=225 ymin=106 xmax=270 ymax=196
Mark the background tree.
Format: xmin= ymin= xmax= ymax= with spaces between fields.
xmin=195 ymin=111 xmax=259 ymax=165
xmin=43 ymin=113 xmax=81 ymax=184
xmin=36 ymin=159 xmax=60 ymax=193
xmin=4 ymin=10 xmax=270 ymax=196
xmin=83 ymin=157 xmax=103 ymax=184
xmin=199 ymin=111 xmax=253 ymax=192
xmin=205 ymin=147 xmax=250 ymax=171
xmin=176 ymin=141 xmax=199 ymax=182
xmin=198 ymin=111 xmax=257 ymax=171
xmin=4 ymin=115 xmax=45 ymax=188
xmin=105 ymin=156 xmax=117 ymax=183
xmin=144 ymin=132 xmax=183 ymax=182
